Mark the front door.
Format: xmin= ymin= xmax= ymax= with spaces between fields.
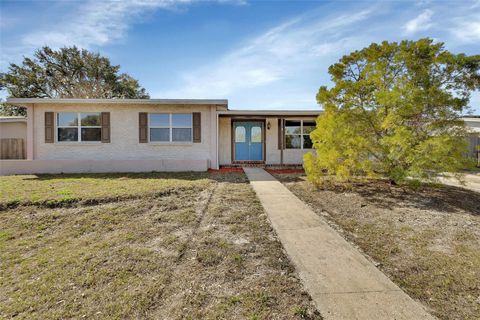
xmin=234 ymin=121 xmax=264 ymax=161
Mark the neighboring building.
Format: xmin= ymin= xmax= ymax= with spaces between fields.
xmin=464 ymin=117 xmax=480 ymax=165
xmin=0 ymin=98 xmax=320 ymax=175
xmin=464 ymin=117 xmax=480 ymax=133
xmin=0 ymin=116 xmax=27 ymax=140
xmin=0 ymin=116 xmax=27 ymax=160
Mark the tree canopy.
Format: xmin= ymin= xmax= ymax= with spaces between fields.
xmin=304 ymin=38 xmax=480 ymax=187
xmin=0 ymin=46 xmax=149 ymax=115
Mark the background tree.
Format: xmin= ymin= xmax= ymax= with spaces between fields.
xmin=0 ymin=46 xmax=149 ymax=115
xmin=305 ymin=39 xmax=480 ymax=187
xmin=0 ymin=98 xmax=26 ymax=116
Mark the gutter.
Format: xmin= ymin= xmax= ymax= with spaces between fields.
xmin=7 ymin=98 xmax=229 ymax=108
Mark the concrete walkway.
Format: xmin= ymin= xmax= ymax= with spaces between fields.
xmin=244 ymin=168 xmax=436 ymax=320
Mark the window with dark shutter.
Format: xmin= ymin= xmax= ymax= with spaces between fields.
xmin=192 ymin=112 xmax=201 ymax=143
xmin=57 ymin=112 xmax=101 ymax=142
xmin=139 ymin=112 xmax=148 ymax=143
xmin=45 ymin=112 xmax=54 ymax=143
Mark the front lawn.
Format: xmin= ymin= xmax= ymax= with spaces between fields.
xmin=273 ymin=173 xmax=480 ymax=320
xmin=0 ymin=172 xmax=320 ymax=319
xmin=0 ymin=172 xmax=211 ymax=208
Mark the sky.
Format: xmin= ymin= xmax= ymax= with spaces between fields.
xmin=1 ymin=0 xmax=479 ymax=113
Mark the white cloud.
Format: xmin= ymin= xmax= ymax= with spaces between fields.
xmin=403 ymin=9 xmax=433 ymax=34
xmin=20 ymin=0 xmax=244 ymax=50
xmin=21 ymin=0 xmax=193 ymax=49
xmin=0 ymin=0 xmax=242 ymax=69
xmin=0 ymin=0 xmax=199 ymax=68
xmin=450 ymin=19 xmax=480 ymax=42
xmin=157 ymin=8 xmax=374 ymax=102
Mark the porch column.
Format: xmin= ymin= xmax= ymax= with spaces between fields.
xmin=209 ymin=105 xmax=219 ymax=170
xmin=26 ymin=104 xmax=34 ymax=160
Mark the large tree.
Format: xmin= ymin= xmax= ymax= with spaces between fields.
xmin=0 ymin=46 xmax=149 ymax=115
xmin=305 ymin=39 xmax=480 ymax=186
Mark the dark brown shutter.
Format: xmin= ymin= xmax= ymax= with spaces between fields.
xmin=100 ymin=112 xmax=110 ymax=143
xmin=139 ymin=112 xmax=148 ymax=143
xmin=45 ymin=112 xmax=54 ymax=143
xmin=192 ymin=112 xmax=201 ymax=143
xmin=277 ymin=118 xmax=283 ymax=149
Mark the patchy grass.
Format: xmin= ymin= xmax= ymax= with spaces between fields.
xmin=273 ymin=173 xmax=480 ymax=320
xmin=0 ymin=172 xmax=320 ymax=319
xmin=0 ymin=172 xmax=212 ymax=208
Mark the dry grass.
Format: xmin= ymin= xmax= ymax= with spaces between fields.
xmin=0 ymin=172 xmax=320 ymax=319
xmin=0 ymin=172 xmax=212 ymax=208
xmin=273 ymin=173 xmax=480 ymax=320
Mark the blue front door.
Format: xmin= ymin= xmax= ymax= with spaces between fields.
xmin=234 ymin=122 xmax=263 ymax=161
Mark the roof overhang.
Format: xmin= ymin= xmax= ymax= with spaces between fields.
xmin=6 ymin=98 xmax=229 ymax=110
xmin=0 ymin=116 xmax=27 ymax=123
xmin=218 ymin=110 xmax=322 ymax=117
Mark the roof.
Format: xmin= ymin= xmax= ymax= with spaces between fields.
xmin=218 ymin=110 xmax=322 ymax=116
xmin=0 ymin=116 xmax=27 ymax=123
xmin=6 ymin=98 xmax=229 ymax=109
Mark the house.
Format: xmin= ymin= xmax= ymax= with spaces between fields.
xmin=0 ymin=98 xmax=321 ymax=175
xmin=0 ymin=116 xmax=27 ymax=160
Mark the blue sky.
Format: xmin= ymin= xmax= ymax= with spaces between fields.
xmin=1 ymin=0 xmax=479 ymax=113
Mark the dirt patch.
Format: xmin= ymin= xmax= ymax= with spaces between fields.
xmin=273 ymin=173 xmax=480 ymax=320
xmin=0 ymin=173 xmax=320 ymax=319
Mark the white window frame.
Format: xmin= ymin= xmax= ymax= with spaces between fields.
xmin=285 ymin=119 xmax=315 ymax=150
xmin=56 ymin=112 xmax=102 ymax=143
xmin=148 ymin=113 xmax=193 ymax=143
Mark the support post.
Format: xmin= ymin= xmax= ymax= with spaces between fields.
xmin=280 ymin=118 xmax=284 ymax=167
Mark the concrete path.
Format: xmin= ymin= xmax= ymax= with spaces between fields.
xmin=244 ymin=168 xmax=436 ymax=320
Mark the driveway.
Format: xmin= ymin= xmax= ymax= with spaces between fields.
xmin=439 ymin=171 xmax=480 ymax=193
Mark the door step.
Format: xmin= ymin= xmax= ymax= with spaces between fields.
xmin=220 ymin=164 xmax=304 ymax=169
xmin=222 ymin=163 xmax=266 ymax=168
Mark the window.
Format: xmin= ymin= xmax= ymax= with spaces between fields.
xmin=150 ymin=114 xmax=169 ymax=142
xmin=149 ymin=113 xmax=192 ymax=142
xmin=57 ymin=112 xmax=101 ymax=142
xmin=172 ymin=114 xmax=192 ymax=142
xmin=285 ymin=120 xmax=315 ymax=149
xmin=251 ymin=126 xmax=262 ymax=143
xmin=235 ymin=126 xmax=246 ymax=143
xmin=302 ymin=121 xmax=315 ymax=149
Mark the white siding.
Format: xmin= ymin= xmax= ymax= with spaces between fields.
xmin=32 ymin=103 xmax=214 ymax=162
xmin=218 ymin=117 xmax=232 ymax=165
